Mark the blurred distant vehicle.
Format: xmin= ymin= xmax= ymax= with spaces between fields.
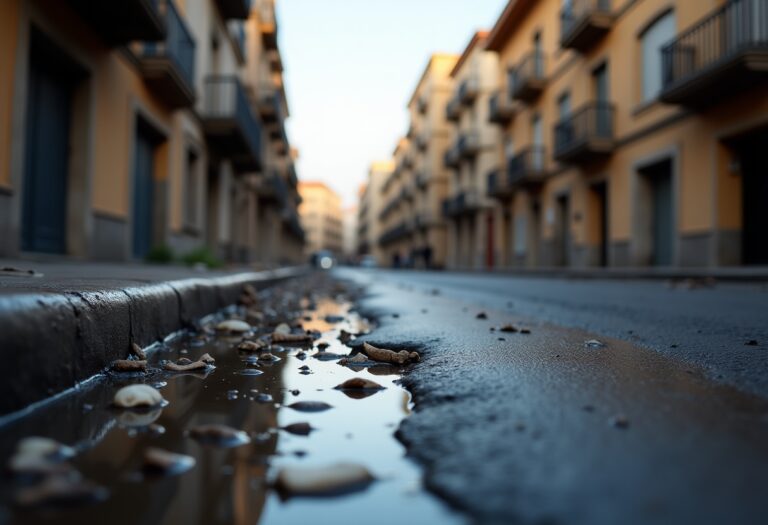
xmin=310 ymin=250 xmax=335 ymax=270
xmin=359 ymin=255 xmax=377 ymax=269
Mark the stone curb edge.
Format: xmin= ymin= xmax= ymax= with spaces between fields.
xmin=0 ymin=266 xmax=308 ymax=417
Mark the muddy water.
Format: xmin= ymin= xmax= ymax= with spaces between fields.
xmin=0 ymin=297 xmax=462 ymax=525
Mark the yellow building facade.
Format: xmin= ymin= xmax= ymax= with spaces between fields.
xmin=0 ymin=0 xmax=303 ymax=265
xmin=486 ymin=0 xmax=768 ymax=268
xmin=298 ymin=181 xmax=343 ymax=256
xmin=357 ymin=161 xmax=392 ymax=265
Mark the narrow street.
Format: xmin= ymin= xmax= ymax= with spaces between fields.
xmin=340 ymin=268 xmax=768 ymax=524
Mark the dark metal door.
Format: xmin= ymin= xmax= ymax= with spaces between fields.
xmin=21 ymin=50 xmax=73 ymax=253
xmin=132 ymin=124 xmax=155 ymax=259
xmin=652 ymin=168 xmax=673 ymax=266
xmin=741 ymin=130 xmax=768 ymax=264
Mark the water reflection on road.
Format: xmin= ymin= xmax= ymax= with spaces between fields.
xmin=0 ymin=281 xmax=462 ymax=525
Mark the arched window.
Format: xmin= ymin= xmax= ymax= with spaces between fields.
xmin=641 ymin=11 xmax=676 ymax=102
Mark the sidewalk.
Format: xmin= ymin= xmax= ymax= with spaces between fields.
xmin=452 ymin=265 xmax=768 ymax=282
xmin=0 ymin=259 xmax=307 ymax=417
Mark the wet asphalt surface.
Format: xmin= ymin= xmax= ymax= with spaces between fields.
xmin=0 ymin=274 xmax=460 ymax=525
xmin=340 ymin=268 xmax=768 ymax=525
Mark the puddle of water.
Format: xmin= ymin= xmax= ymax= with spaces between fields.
xmin=0 ymin=291 xmax=462 ymax=525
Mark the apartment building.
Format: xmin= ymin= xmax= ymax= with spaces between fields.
xmin=376 ymin=54 xmax=459 ymax=268
xmin=443 ymin=32 xmax=504 ymax=270
xmin=0 ymin=0 xmax=303 ymax=265
xmin=342 ymin=205 xmax=358 ymax=259
xmin=357 ymin=161 xmax=392 ymax=265
xmin=485 ymin=0 xmax=768 ymax=268
xmin=298 ymin=181 xmax=343 ymax=256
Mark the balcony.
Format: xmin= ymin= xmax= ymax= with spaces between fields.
xmin=445 ymin=96 xmax=461 ymax=122
xmin=660 ymin=0 xmax=768 ymax=107
xmin=442 ymin=190 xmax=482 ymax=218
xmin=486 ymin=169 xmax=511 ymax=199
xmin=416 ymin=170 xmax=430 ymax=189
xmin=444 ymin=142 xmax=461 ymax=168
xmin=287 ymin=163 xmax=298 ymax=187
xmin=510 ymin=52 xmax=547 ymax=103
xmin=416 ymin=130 xmax=429 ymax=151
xmin=489 ymin=90 xmax=516 ymax=125
xmin=256 ymin=88 xmax=281 ymax=122
xmin=268 ymin=50 xmax=283 ymax=73
xmin=202 ymin=75 xmax=263 ymax=171
xmin=560 ymin=0 xmax=614 ymax=52
xmin=417 ymin=95 xmax=429 ymax=115
xmin=67 ymin=0 xmax=165 ymax=46
xmin=137 ymin=1 xmax=196 ymax=108
xmin=378 ymin=223 xmax=410 ymax=246
xmin=270 ymin=123 xmax=289 ymax=155
xmin=258 ymin=171 xmax=288 ymax=206
xmin=458 ymin=132 xmax=480 ymax=158
xmin=414 ymin=211 xmax=433 ymax=229
xmin=508 ymin=147 xmax=548 ymax=187
xmin=215 ymin=0 xmax=251 ymax=20
xmin=554 ymin=102 xmax=614 ymax=164
xmin=258 ymin=0 xmax=278 ymax=50
xmin=459 ymin=76 xmax=480 ymax=105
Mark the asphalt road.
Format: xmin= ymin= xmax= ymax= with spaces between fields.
xmin=339 ymin=269 xmax=768 ymax=525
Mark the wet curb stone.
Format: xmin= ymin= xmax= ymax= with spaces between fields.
xmin=0 ymin=267 xmax=306 ymax=416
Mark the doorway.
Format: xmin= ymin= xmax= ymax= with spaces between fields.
xmin=132 ymin=118 xmax=162 ymax=259
xmin=737 ymin=128 xmax=768 ymax=264
xmin=21 ymin=28 xmax=81 ymax=254
xmin=590 ymin=182 xmax=608 ymax=266
xmin=639 ymin=159 xmax=674 ymax=266
xmin=555 ymin=194 xmax=571 ymax=266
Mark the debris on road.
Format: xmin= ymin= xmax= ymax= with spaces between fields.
xmin=163 ymin=358 xmax=213 ymax=372
xmin=499 ymin=324 xmax=518 ymax=333
xmin=271 ymin=332 xmax=313 ymax=344
xmin=111 ymin=360 xmax=147 ymax=372
xmin=745 ymin=340 xmax=759 ymax=346
xmin=610 ymin=415 xmax=630 ymax=429
xmin=476 ymin=312 xmax=488 ymax=320
xmin=584 ymin=339 xmax=607 ymax=349
xmin=335 ymin=377 xmax=385 ymax=391
xmin=188 ymin=424 xmax=251 ymax=447
xmin=215 ymin=319 xmax=251 ymax=334
xmin=281 ymin=422 xmax=314 ymax=436
xmin=237 ymin=340 xmax=268 ymax=352
xmin=142 ymin=447 xmax=195 ymax=477
xmin=362 ymin=342 xmax=420 ymax=365
xmin=287 ymin=401 xmax=333 ymax=412
xmin=130 ymin=343 xmax=146 ymax=360
xmin=113 ymin=385 xmax=165 ymax=408
xmin=274 ymin=463 xmax=375 ymax=498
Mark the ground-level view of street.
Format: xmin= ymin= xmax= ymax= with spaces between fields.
xmin=1 ymin=264 xmax=767 ymax=524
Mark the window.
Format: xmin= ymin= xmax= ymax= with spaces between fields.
xmin=593 ymin=63 xmax=609 ymax=103
xmin=557 ymin=92 xmax=571 ymax=120
xmin=641 ymin=11 xmax=676 ymax=102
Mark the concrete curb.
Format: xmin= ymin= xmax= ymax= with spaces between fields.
xmin=0 ymin=266 xmax=307 ymax=416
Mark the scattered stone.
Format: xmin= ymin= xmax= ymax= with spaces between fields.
xmin=142 ymin=447 xmax=195 ymax=477
xmin=239 ymin=368 xmax=264 ymax=376
xmin=282 ymin=422 xmax=313 ymax=436
xmin=299 ymin=365 xmax=310 ymax=371
xmin=258 ymin=353 xmax=281 ymax=363
xmin=334 ymin=378 xmax=385 ymax=391
xmin=271 ymin=332 xmax=313 ymax=344
xmin=130 ymin=342 xmax=147 ymax=360
xmin=290 ymin=389 xmax=300 ymax=396
xmin=317 ymin=342 xmax=331 ymax=350
xmin=274 ymin=463 xmax=374 ymax=498
xmin=111 ymin=360 xmax=147 ymax=372
xmin=745 ymin=340 xmax=759 ymax=346
xmin=238 ymin=340 xmax=268 ymax=352
xmin=362 ymin=342 xmax=420 ymax=365
xmin=520 ymin=328 xmax=531 ymax=334
xmin=499 ymin=324 xmax=518 ymax=333
xmin=584 ymin=339 xmax=606 ymax=349
xmin=339 ymin=330 xmax=354 ymax=344
xmin=274 ymin=322 xmax=292 ymax=335
xmin=476 ymin=312 xmax=488 ymax=320
xmin=199 ymin=353 xmax=215 ymax=364
xmin=7 ymin=437 xmax=75 ymax=476
xmin=163 ymin=358 xmax=212 ymax=372
xmin=286 ymin=401 xmax=333 ymax=413
xmin=610 ymin=415 xmax=630 ymax=429
xmin=216 ymin=319 xmax=251 ymax=334
xmin=188 ymin=424 xmax=251 ymax=447
xmin=14 ymin=473 xmax=108 ymax=509
xmin=113 ymin=385 xmax=165 ymax=408
xmin=339 ymin=353 xmax=369 ymax=366
xmin=255 ymin=393 xmax=273 ymax=403
xmin=296 ymin=351 xmax=307 ymax=360
xmin=324 ymin=315 xmax=345 ymax=323
xmin=314 ymin=352 xmax=344 ymax=362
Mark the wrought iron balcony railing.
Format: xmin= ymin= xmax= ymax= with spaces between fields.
xmin=510 ymin=51 xmax=547 ymax=102
xmin=560 ymin=0 xmax=613 ymax=52
xmin=508 ymin=146 xmax=548 ymax=187
xmin=489 ymin=89 xmax=516 ymax=124
xmin=202 ymin=75 xmax=263 ymax=171
xmin=137 ymin=0 xmax=196 ymax=108
xmin=554 ymin=102 xmax=614 ymax=163
xmin=660 ymin=0 xmax=768 ymax=106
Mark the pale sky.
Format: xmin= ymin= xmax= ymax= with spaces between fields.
xmin=277 ymin=0 xmax=509 ymax=207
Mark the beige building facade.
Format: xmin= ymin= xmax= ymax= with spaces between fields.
xmin=357 ymin=161 xmax=392 ymax=265
xmin=0 ymin=0 xmax=303 ymax=266
xmin=443 ymin=32 xmax=504 ymax=270
xmin=298 ymin=181 xmax=343 ymax=255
